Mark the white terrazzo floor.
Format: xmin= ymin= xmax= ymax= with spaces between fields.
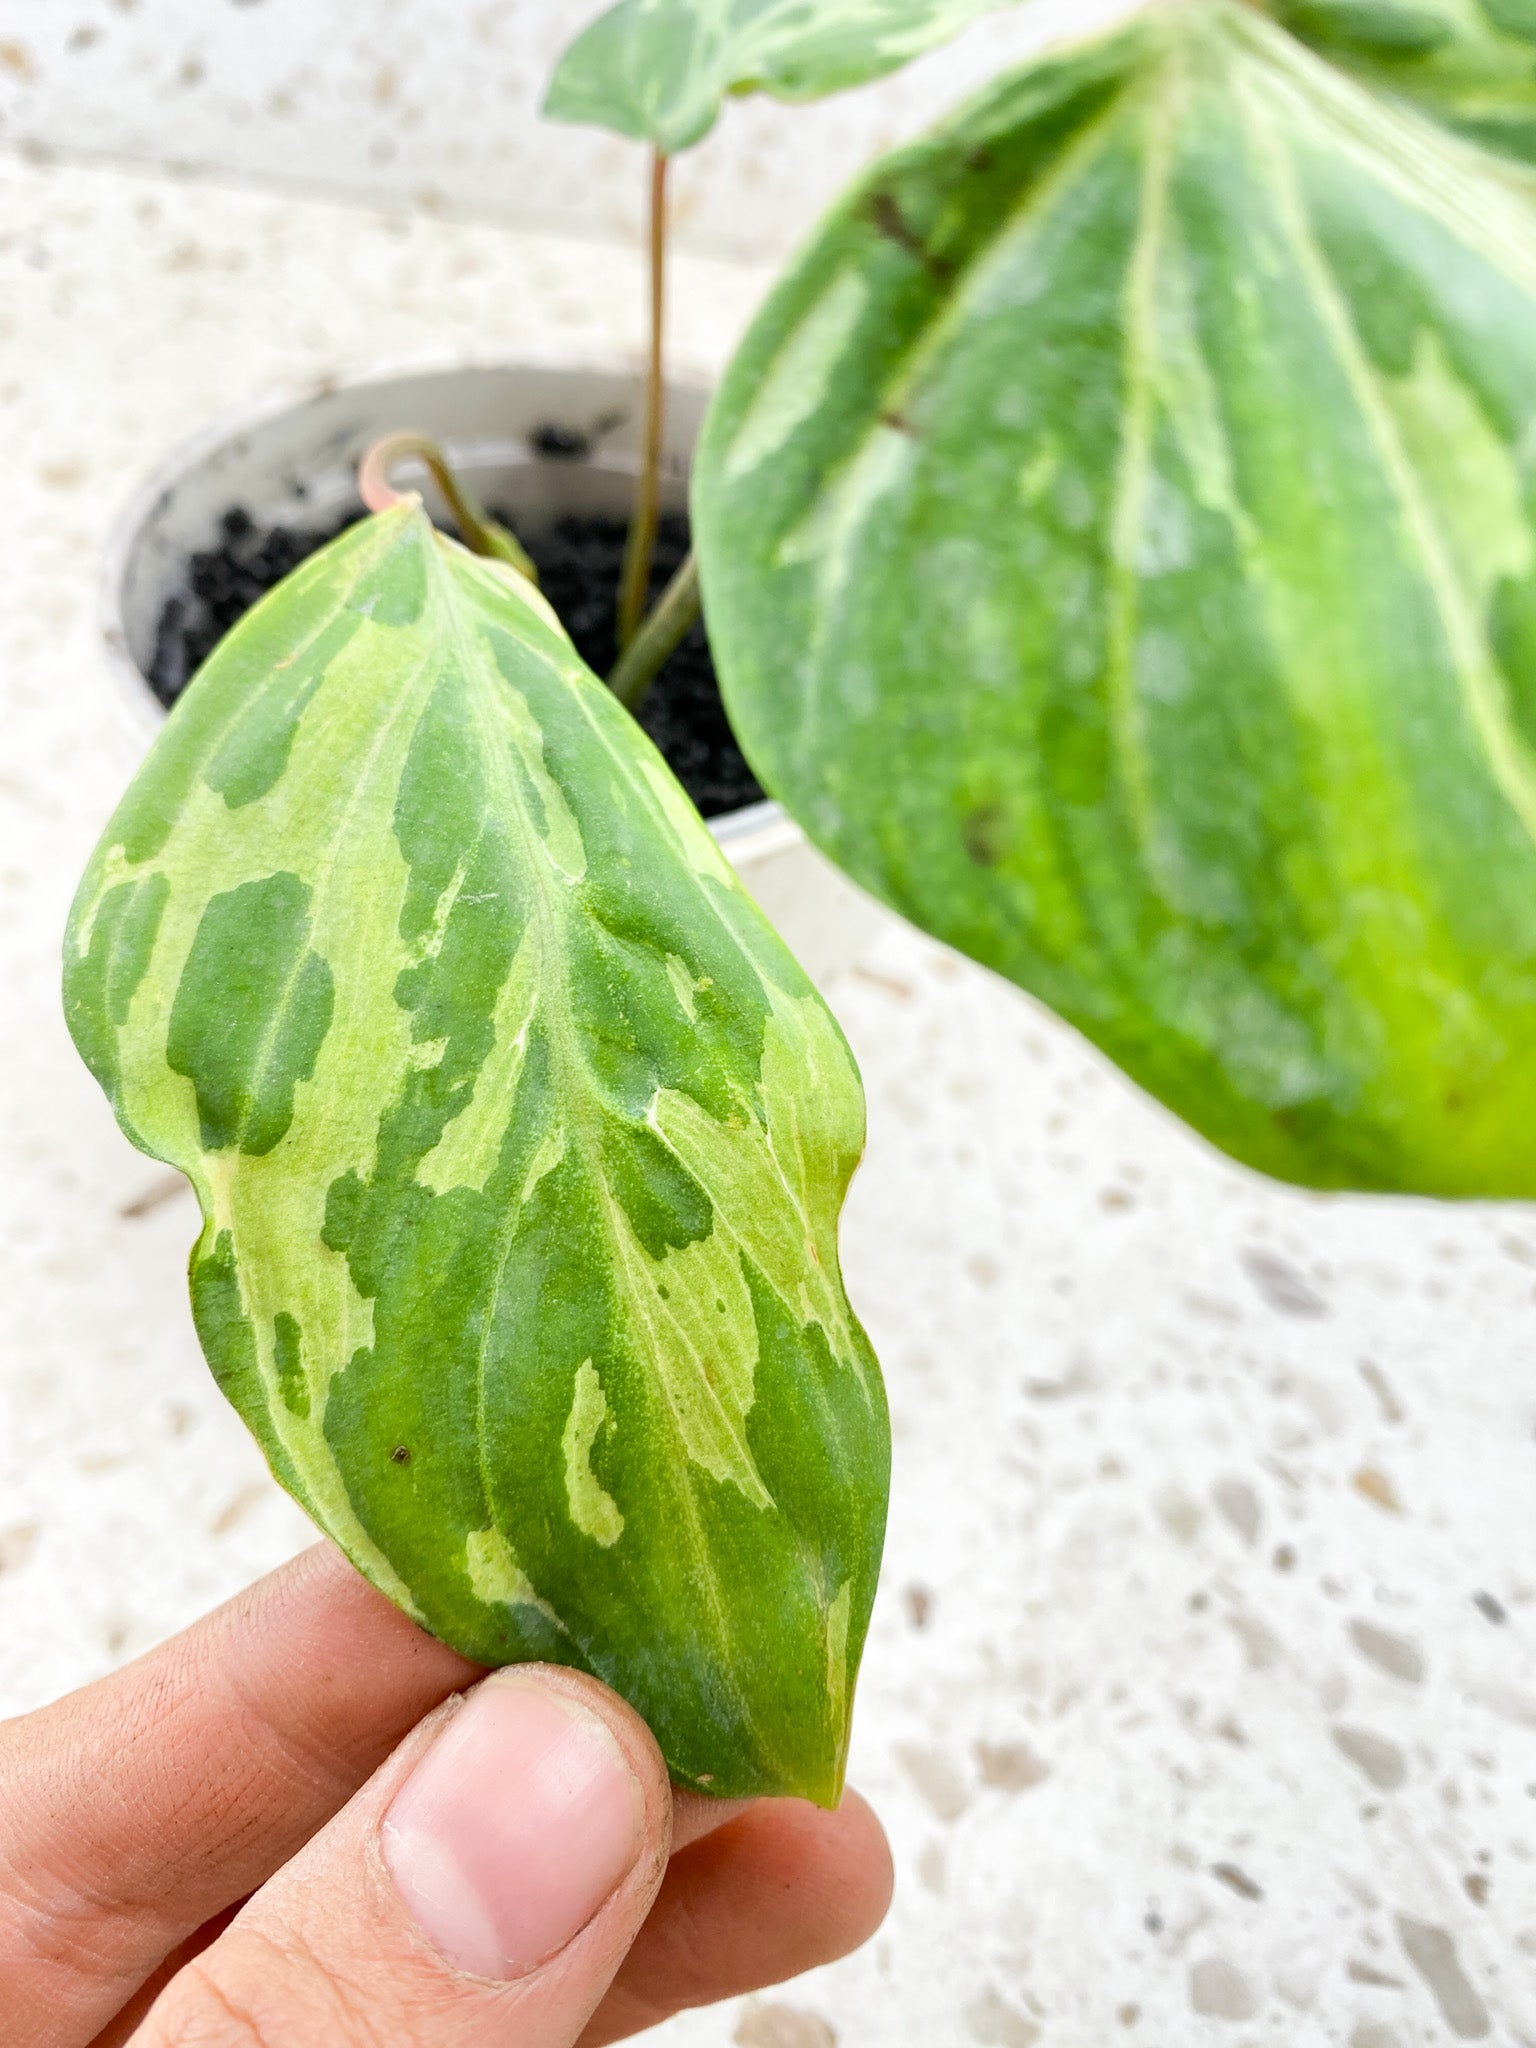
xmin=2 ymin=151 xmax=1535 ymax=2047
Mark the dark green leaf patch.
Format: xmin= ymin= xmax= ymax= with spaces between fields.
xmin=63 ymin=872 xmax=169 ymax=1117
xmin=167 ymin=872 xmax=335 ymax=1157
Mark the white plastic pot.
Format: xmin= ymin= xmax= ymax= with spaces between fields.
xmin=99 ymin=359 xmax=883 ymax=985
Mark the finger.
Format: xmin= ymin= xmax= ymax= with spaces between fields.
xmin=84 ymin=1907 xmax=244 ymax=2048
xmin=581 ymin=1791 xmax=893 ymax=2045
xmin=137 ymin=1665 xmax=673 ymax=2048
xmin=91 ymin=1800 xmax=888 ymax=2048
xmin=87 ymin=1793 xmax=754 ymax=2048
xmin=0 ymin=1543 xmax=480 ymax=2047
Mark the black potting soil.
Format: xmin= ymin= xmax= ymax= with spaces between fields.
xmin=148 ymin=502 xmax=765 ymax=819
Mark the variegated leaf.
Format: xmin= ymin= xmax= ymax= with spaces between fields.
xmin=1267 ymin=0 xmax=1536 ymax=170
xmin=693 ymin=0 xmax=1536 ymax=1198
xmin=64 ymin=505 xmax=888 ymax=1804
xmin=544 ymin=0 xmax=1022 ymax=154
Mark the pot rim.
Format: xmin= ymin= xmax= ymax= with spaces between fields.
xmin=96 ymin=350 xmax=792 ymax=855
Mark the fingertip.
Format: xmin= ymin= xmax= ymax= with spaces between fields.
xmin=380 ymin=1666 xmax=664 ymax=1981
xmin=483 ymin=1664 xmax=675 ymax=1861
xmin=571 ymin=1780 xmax=894 ymax=2042
xmin=823 ymin=1788 xmax=896 ymax=1940
xmin=757 ymin=1788 xmax=894 ymax=1950
xmin=679 ymin=1785 xmax=894 ymax=1961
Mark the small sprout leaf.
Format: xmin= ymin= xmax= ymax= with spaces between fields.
xmin=545 ymin=0 xmax=1026 ymax=155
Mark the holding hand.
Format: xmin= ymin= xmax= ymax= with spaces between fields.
xmin=0 ymin=1545 xmax=891 ymax=2046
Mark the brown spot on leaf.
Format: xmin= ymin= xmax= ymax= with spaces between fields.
xmin=867 ymin=192 xmax=953 ymax=280
xmin=390 ymin=1444 xmax=412 ymax=1465
xmin=962 ymin=803 xmax=1006 ymax=867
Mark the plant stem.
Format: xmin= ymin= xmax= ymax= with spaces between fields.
xmin=358 ymin=432 xmax=539 ymax=583
xmin=608 ymin=550 xmax=700 ymax=711
xmin=617 ymin=150 xmax=670 ymax=651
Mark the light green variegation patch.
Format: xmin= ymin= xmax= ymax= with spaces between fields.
xmin=693 ymin=0 xmax=1536 ymax=1198
xmin=562 ymin=1361 xmax=626 ymax=1547
xmin=545 ymin=0 xmax=1023 ymax=154
xmin=65 ymin=503 xmax=887 ymax=1804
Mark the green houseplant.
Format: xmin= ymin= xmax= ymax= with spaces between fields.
xmin=64 ymin=0 xmax=1536 ymax=1804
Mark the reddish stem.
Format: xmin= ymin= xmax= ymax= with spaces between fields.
xmin=617 ymin=150 xmax=670 ymax=650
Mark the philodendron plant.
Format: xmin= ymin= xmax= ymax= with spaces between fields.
xmin=64 ymin=0 xmax=1536 ymax=1803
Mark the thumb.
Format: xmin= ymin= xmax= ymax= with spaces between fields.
xmin=137 ymin=1665 xmax=674 ymax=2048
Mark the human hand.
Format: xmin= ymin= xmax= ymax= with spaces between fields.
xmin=0 ymin=1544 xmax=891 ymax=2045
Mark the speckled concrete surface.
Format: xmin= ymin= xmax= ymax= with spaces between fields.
xmin=0 ymin=0 xmax=1137 ymax=263
xmin=3 ymin=150 xmax=1536 ymax=2048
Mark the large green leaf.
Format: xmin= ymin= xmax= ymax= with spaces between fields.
xmin=544 ymin=0 xmax=1022 ymax=154
xmin=64 ymin=505 xmax=887 ymax=1804
xmin=1266 ymin=0 xmax=1536 ymax=169
xmin=693 ymin=0 xmax=1536 ymax=1198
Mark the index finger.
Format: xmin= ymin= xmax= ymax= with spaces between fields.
xmin=0 ymin=1542 xmax=481 ymax=2048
